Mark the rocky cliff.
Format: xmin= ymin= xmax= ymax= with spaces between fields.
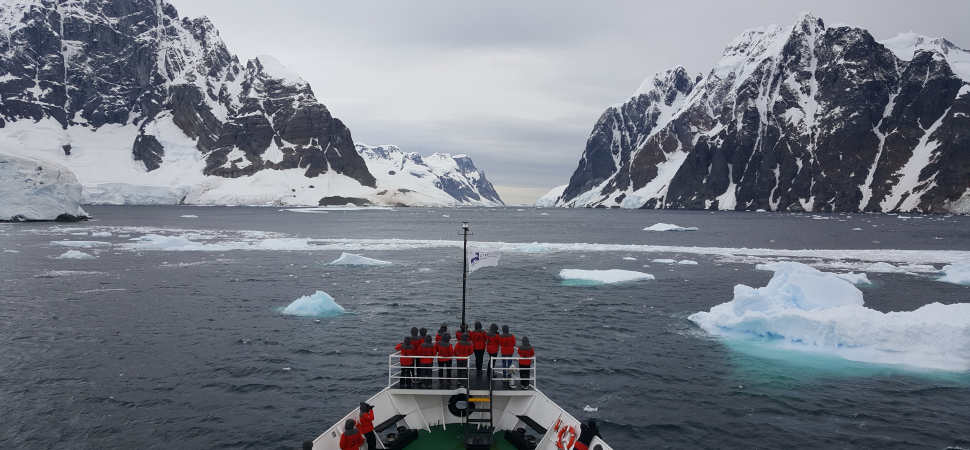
xmin=556 ymin=14 xmax=970 ymax=213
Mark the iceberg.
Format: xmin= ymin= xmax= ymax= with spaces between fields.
xmin=833 ymin=272 xmax=871 ymax=286
xmin=689 ymin=262 xmax=970 ymax=371
xmin=328 ymin=252 xmax=393 ymax=266
xmin=558 ymin=269 xmax=654 ymax=286
xmin=55 ymin=250 xmax=97 ymax=260
xmin=281 ymin=291 xmax=346 ymax=317
xmin=939 ymin=262 xmax=970 ymax=285
xmin=643 ymin=223 xmax=698 ymax=231
xmin=0 ymin=153 xmax=88 ymax=221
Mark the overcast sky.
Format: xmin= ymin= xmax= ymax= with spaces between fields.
xmin=172 ymin=0 xmax=970 ymax=205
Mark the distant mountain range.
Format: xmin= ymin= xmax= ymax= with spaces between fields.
xmin=546 ymin=14 xmax=970 ymax=213
xmin=0 ymin=0 xmax=501 ymax=207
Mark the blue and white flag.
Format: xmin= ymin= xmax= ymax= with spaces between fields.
xmin=468 ymin=248 xmax=501 ymax=273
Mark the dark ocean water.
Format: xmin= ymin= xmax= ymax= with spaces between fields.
xmin=1 ymin=206 xmax=969 ymax=449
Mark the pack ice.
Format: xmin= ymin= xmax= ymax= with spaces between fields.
xmin=0 ymin=153 xmax=87 ymax=221
xmin=689 ymin=262 xmax=970 ymax=371
xmin=281 ymin=291 xmax=346 ymax=317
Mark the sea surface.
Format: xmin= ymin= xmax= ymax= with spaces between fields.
xmin=1 ymin=206 xmax=969 ymax=449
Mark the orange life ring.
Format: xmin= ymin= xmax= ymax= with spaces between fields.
xmin=556 ymin=424 xmax=577 ymax=449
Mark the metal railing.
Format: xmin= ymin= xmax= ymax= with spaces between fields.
xmin=387 ymin=352 xmax=536 ymax=389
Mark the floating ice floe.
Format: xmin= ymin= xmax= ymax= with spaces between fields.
xmin=90 ymin=231 xmax=112 ymax=237
xmin=180 ymin=214 xmax=199 ymax=218
xmin=583 ymin=405 xmax=599 ymax=412
xmin=558 ymin=269 xmax=654 ymax=286
xmin=652 ymin=258 xmax=676 ymax=264
xmin=689 ymin=261 xmax=970 ymax=371
xmin=677 ymin=260 xmax=698 ymax=265
xmin=622 ymin=256 xmax=637 ymax=261
xmin=833 ymin=272 xmax=871 ymax=286
xmin=643 ymin=223 xmax=698 ymax=232
xmin=328 ymin=252 xmax=392 ymax=266
xmin=34 ymin=270 xmax=104 ymax=278
xmin=50 ymin=240 xmax=111 ymax=248
xmin=55 ymin=250 xmax=97 ymax=260
xmin=939 ymin=262 xmax=970 ymax=286
xmin=283 ymin=206 xmax=393 ymax=213
xmin=281 ymin=291 xmax=346 ymax=317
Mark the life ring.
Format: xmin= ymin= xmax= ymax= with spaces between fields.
xmin=447 ymin=393 xmax=470 ymax=417
xmin=556 ymin=423 xmax=577 ymax=449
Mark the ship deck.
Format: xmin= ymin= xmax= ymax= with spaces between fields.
xmin=404 ymin=424 xmax=517 ymax=450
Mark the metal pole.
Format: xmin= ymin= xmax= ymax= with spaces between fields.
xmin=461 ymin=222 xmax=469 ymax=328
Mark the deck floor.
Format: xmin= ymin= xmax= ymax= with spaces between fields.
xmin=403 ymin=424 xmax=516 ymax=450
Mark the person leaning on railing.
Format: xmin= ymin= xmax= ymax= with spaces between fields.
xmin=396 ymin=336 xmax=414 ymax=388
xmin=437 ymin=334 xmax=453 ymax=387
xmin=499 ymin=325 xmax=516 ymax=387
xmin=454 ymin=333 xmax=473 ymax=387
xmin=419 ymin=335 xmax=435 ymax=388
xmin=517 ymin=336 xmax=534 ymax=389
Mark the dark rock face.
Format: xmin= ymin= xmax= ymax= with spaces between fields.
xmin=318 ymin=196 xmax=370 ymax=206
xmin=0 ymin=0 xmax=375 ymax=187
xmin=558 ymin=15 xmax=970 ymax=213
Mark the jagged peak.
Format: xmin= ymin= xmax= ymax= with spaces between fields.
xmin=633 ymin=65 xmax=695 ymax=97
xmin=881 ymin=31 xmax=970 ymax=80
xmin=253 ymin=54 xmax=305 ymax=85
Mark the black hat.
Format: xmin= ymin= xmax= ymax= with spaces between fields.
xmin=502 ymin=325 xmax=509 ymax=334
xmin=410 ymin=327 xmax=418 ymax=336
xmin=521 ymin=336 xmax=530 ymax=346
xmin=419 ymin=328 xmax=427 ymax=336
xmin=360 ymin=402 xmax=372 ymax=412
xmin=344 ymin=419 xmax=356 ymax=431
xmin=474 ymin=321 xmax=482 ymax=330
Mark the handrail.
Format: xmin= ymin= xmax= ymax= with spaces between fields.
xmin=387 ymin=352 xmax=536 ymax=389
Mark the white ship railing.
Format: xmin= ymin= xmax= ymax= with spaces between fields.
xmin=387 ymin=351 xmax=536 ymax=389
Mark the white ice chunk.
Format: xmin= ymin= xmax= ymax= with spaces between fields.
xmin=583 ymin=405 xmax=599 ymax=412
xmin=622 ymin=256 xmax=637 ymax=261
xmin=180 ymin=214 xmax=199 ymax=218
xmin=50 ymin=240 xmax=111 ymax=248
xmin=0 ymin=153 xmax=88 ymax=221
xmin=678 ymin=260 xmax=699 ymax=265
xmin=643 ymin=223 xmax=698 ymax=231
xmin=939 ymin=262 xmax=970 ymax=285
xmin=281 ymin=291 xmax=346 ymax=317
xmin=689 ymin=262 xmax=970 ymax=371
xmin=833 ymin=272 xmax=871 ymax=286
xmin=651 ymin=258 xmax=676 ymax=264
xmin=55 ymin=250 xmax=96 ymax=260
xmin=328 ymin=252 xmax=392 ymax=266
xmin=558 ymin=269 xmax=654 ymax=285
xmin=90 ymin=231 xmax=112 ymax=237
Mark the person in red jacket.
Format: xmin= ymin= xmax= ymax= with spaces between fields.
xmin=339 ymin=419 xmax=364 ymax=450
xmin=419 ymin=335 xmax=435 ymax=388
xmin=470 ymin=321 xmax=487 ymax=375
xmin=437 ymin=334 xmax=453 ymax=387
xmin=409 ymin=327 xmax=420 ymax=350
xmin=396 ymin=337 xmax=413 ymax=388
xmin=517 ymin=336 xmax=535 ymax=389
xmin=499 ymin=325 xmax=516 ymax=386
xmin=485 ymin=323 xmax=500 ymax=372
xmin=453 ymin=333 xmax=473 ymax=387
xmin=435 ymin=323 xmax=449 ymax=345
xmin=455 ymin=323 xmax=468 ymax=342
xmin=358 ymin=402 xmax=376 ymax=449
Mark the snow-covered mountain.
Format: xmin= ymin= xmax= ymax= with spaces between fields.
xmin=554 ymin=14 xmax=970 ymax=213
xmin=0 ymin=0 xmax=501 ymax=207
xmin=355 ymin=144 xmax=503 ymax=206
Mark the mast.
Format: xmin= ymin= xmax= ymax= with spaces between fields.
xmin=461 ymin=222 xmax=469 ymax=328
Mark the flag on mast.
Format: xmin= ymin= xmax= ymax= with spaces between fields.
xmin=467 ymin=248 xmax=500 ymax=273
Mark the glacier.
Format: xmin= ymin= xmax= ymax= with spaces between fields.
xmin=281 ymin=291 xmax=346 ymax=317
xmin=689 ymin=262 xmax=970 ymax=371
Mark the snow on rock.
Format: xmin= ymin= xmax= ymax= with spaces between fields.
xmin=328 ymin=252 xmax=393 ymax=266
xmin=0 ymin=153 xmax=88 ymax=221
xmin=939 ymin=263 xmax=970 ymax=285
xmin=689 ymin=262 xmax=970 ymax=371
xmin=55 ymin=250 xmax=97 ymax=260
xmin=643 ymin=223 xmax=698 ymax=232
xmin=558 ymin=269 xmax=654 ymax=285
xmin=535 ymin=184 xmax=567 ymax=208
xmin=281 ymin=291 xmax=346 ymax=317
